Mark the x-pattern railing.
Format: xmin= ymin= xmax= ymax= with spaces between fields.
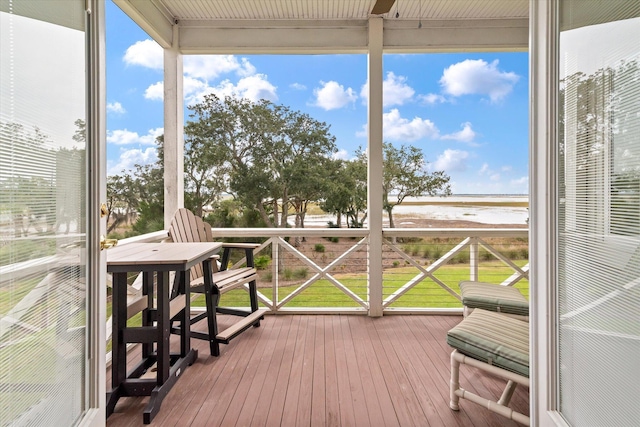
xmin=381 ymin=229 xmax=529 ymax=309
xmin=248 ymin=236 xmax=370 ymax=310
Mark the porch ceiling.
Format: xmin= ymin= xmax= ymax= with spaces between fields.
xmin=113 ymin=0 xmax=529 ymax=53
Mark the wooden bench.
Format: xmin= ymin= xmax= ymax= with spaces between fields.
xmin=167 ymin=208 xmax=267 ymax=356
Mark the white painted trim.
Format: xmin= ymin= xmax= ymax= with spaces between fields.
xmin=367 ymin=17 xmax=384 ymax=317
xmin=383 ymin=18 xmax=528 ymax=52
xmin=530 ymin=0 xmax=561 ymax=425
xmin=86 ymin=0 xmax=106 ymax=423
xmin=163 ymin=24 xmax=184 ymax=229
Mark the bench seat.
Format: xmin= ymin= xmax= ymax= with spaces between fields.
xmin=459 ymin=281 xmax=529 ymax=320
xmin=447 ymin=308 xmax=529 ymax=377
xmin=447 ymin=309 xmax=530 ymax=425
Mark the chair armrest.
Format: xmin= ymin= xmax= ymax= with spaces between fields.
xmin=220 ymin=243 xmax=260 ymax=249
xmin=219 ymin=243 xmax=259 ymax=270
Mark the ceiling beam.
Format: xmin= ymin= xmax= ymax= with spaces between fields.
xmin=384 ymin=18 xmax=529 ymax=52
xmin=177 ymin=20 xmax=369 ymax=54
xmin=174 ymin=18 xmax=527 ymax=54
xmin=371 ymin=0 xmax=396 ymax=15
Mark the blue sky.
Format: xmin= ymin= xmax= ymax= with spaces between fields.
xmin=106 ymin=1 xmax=529 ymax=194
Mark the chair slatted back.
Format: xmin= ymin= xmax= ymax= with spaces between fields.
xmin=168 ymin=208 xmax=210 ymax=280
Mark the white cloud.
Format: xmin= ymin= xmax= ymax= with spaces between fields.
xmin=332 ymin=149 xmax=350 ymax=161
xmin=106 ymin=128 xmax=163 ymax=145
xmin=419 ymin=93 xmax=447 ymax=104
xmin=290 ymin=82 xmax=307 ymax=90
xmin=144 ymin=74 xmax=277 ymax=104
xmin=183 ymin=76 xmax=215 ymax=105
xmin=144 ymin=81 xmax=164 ymax=101
xmin=360 ymin=72 xmax=416 ymax=107
xmin=441 ymin=122 xmax=476 ymax=143
xmin=433 ymin=149 xmax=469 ymax=172
xmin=212 ymin=74 xmax=278 ymax=103
xmin=107 ymin=101 xmax=126 ymax=114
xmin=107 ymin=147 xmax=158 ymax=176
xmin=479 ymin=163 xmax=490 ymax=174
xmin=183 ymin=55 xmax=256 ymax=80
xmin=490 ymin=173 xmax=501 ymax=181
xmin=440 ymin=59 xmax=520 ymax=102
xmin=123 ymin=39 xmax=163 ymax=69
xmin=382 ymin=109 xmax=440 ymax=141
xmin=314 ymin=81 xmax=357 ymax=110
xmin=124 ymin=41 xmax=257 ymax=80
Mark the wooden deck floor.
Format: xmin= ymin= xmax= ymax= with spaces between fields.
xmin=106 ymin=315 xmax=529 ymax=427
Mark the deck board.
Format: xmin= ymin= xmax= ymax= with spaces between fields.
xmin=106 ymin=315 xmax=529 ymax=427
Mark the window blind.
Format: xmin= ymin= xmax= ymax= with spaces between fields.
xmin=0 ymin=1 xmax=88 ymax=425
xmin=558 ymin=2 xmax=640 ymax=425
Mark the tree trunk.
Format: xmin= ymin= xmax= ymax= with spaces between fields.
xmin=386 ymin=207 xmax=397 ymax=244
xmin=280 ymin=191 xmax=289 ymax=228
xmin=271 ymin=199 xmax=279 ymax=226
xmin=387 ymin=207 xmax=395 ymax=228
xmin=257 ymin=202 xmax=274 ymax=227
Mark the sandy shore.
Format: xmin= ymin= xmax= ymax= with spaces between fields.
xmin=301 ymin=196 xmax=529 ymax=229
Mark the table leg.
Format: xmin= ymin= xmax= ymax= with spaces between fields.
xmin=180 ymin=269 xmax=191 ymax=357
xmin=202 ymin=259 xmax=221 ymax=356
xmin=106 ymin=272 xmax=128 ymax=417
xmin=142 ymin=271 xmax=153 ymax=359
xmin=156 ymin=270 xmax=170 ymax=385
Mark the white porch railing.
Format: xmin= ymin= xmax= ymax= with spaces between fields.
xmin=0 ymin=227 xmax=528 ymax=360
xmin=205 ymin=227 xmax=529 ymax=315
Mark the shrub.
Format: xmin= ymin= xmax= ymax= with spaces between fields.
xmin=261 ymin=271 xmax=273 ymax=282
xmin=283 ymin=268 xmax=294 ymax=280
xmin=293 ymin=267 xmax=308 ymax=279
xmin=314 ymin=243 xmax=325 ymax=253
xmin=432 ymin=245 xmax=443 ymax=259
xmin=480 ymin=250 xmax=494 ymax=261
xmin=254 ymin=255 xmax=271 ymax=270
xmin=519 ymin=247 xmax=529 ymax=259
xmin=507 ymin=249 xmax=519 ymax=260
xmin=452 ymin=251 xmax=469 ymax=264
xmin=393 ymin=261 xmax=400 ymax=267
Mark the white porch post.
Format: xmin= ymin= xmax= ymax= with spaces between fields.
xmin=368 ymin=17 xmax=384 ymax=317
xmin=163 ymin=24 xmax=184 ymax=229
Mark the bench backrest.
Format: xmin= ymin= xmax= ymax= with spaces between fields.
xmin=168 ymin=208 xmax=214 ymax=280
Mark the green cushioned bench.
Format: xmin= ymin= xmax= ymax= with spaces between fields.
xmin=447 ymin=309 xmax=530 ymax=425
xmin=459 ymin=281 xmax=529 ymax=320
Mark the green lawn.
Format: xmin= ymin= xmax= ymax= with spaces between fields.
xmin=201 ymin=260 xmax=530 ymax=309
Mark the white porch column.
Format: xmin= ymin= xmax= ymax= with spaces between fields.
xmin=163 ymin=24 xmax=184 ymax=229
xmin=368 ymin=17 xmax=384 ymax=317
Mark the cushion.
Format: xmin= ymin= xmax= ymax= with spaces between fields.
xmin=447 ymin=309 xmax=529 ymax=377
xmin=459 ymin=281 xmax=529 ymax=316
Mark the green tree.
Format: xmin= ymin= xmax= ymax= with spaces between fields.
xmin=380 ymin=142 xmax=451 ymax=228
xmin=186 ymin=94 xmax=337 ymax=228
xmin=321 ymin=157 xmax=367 ymax=228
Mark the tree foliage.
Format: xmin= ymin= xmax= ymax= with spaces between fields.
xmin=380 ymin=142 xmax=451 ymax=228
xmin=107 ymin=96 xmax=453 ymax=234
xmin=186 ymin=94 xmax=338 ymax=228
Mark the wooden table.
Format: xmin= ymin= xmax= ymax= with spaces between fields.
xmin=106 ymin=242 xmax=221 ymax=424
